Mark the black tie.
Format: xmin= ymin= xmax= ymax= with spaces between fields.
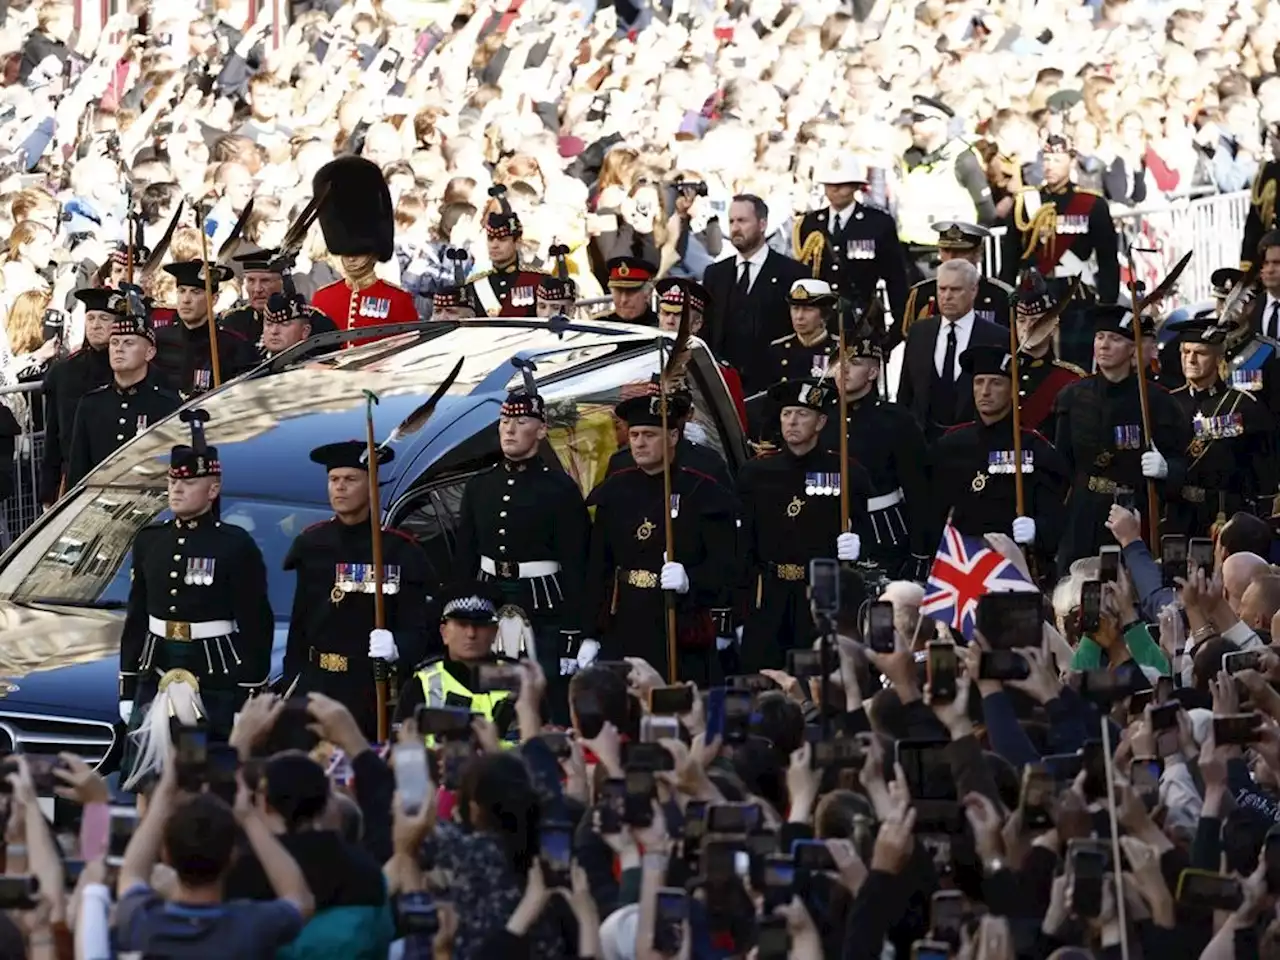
xmin=1269 ymin=302 xmax=1280 ymax=341
xmin=937 ymin=322 xmax=958 ymax=419
xmin=737 ymin=261 xmax=751 ymax=297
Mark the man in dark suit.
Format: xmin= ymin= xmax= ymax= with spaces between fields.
xmin=791 ymin=153 xmax=909 ymax=329
xmin=897 ymin=259 xmax=1008 ymax=440
xmin=703 ymin=194 xmax=808 ymax=396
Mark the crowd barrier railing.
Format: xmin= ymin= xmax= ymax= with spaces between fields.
xmin=0 ymin=383 xmax=46 ymax=551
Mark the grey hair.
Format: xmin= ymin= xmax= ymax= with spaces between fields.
xmin=937 ymin=258 xmax=979 ymax=290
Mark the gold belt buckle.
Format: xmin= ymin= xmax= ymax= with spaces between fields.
xmin=317 ymin=652 xmax=349 ymax=672
xmin=1087 ymin=476 xmax=1117 ymax=495
xmin=1184 ymin=486 xmax=1206 ymax=503
xmin=625 ymin=569 xmax=659 ymax=589
xmin=497 ymin=560 xmax=517 ymax=578
xmin=776 ymin=563 xmax=806 ymax=581
xmin=165 ymin=621 xmax=192 ymax=641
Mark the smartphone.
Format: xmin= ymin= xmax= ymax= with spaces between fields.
xmin=22 ymin=755 xmax=62 ymax=795
xmin=1189 ymin=537 xmax=1214 ymax=576
xmin=1176 ymin=868 xmax=1244 ymax=911
xmin=761 ymin=855 xmax=795 ymax=911
xmin=926 ymin=642 xmax=957 ymax=703
xmin=930 ymin=889 xmax=964 ymax=941
xmin=1130 ymin=756 xmax=1162 ymax=798
xmin=624 ymin=769 xmax=655 ymax=827
xmin=978 ymin=649 xmax=1030 ymax=681
xmin=791 ymin=839 xmax=837 ymax=872
xmin=536 ymin=731 xmax=572 ymax=760
xmin=1214 ymin=712 xmax=1264 ymax=746
xmin=595 ymin=661 xmax=634 ymax=682
xmin=1080 ymin=581 xmax=1102 ymax=633
xmin=571 ymin=689 xmax=605 ymax=740
xmin=706 ymin=802 xmax=762 ymax=836
xmin=757 ymin=914 xmax=791 ymax=960
xmin=654 ymin=888 xmax=688 ymax=955
xmin=640 ymin=715 xmax=680 ymax=744
xmin=1042 ymin=751 xmax=1084 ymax=783
xmin=0 ymin=876 xmax=38 ymax=910
xmin=439 ymin=740 xmax=471 ymax=791
xmin=598 ymin=778 xmax=625 ymax=835
xmin=866 ymin=600 xmax=896 ymax=654
xmin=1150 ymin=702 xmax=1181 ymax=757
xmin=1019 ymin=764 xmax=1054 ymax=831
xmin=1099 ymin=545 xmax=1121 ymax=584
xmin=811 ymin=736 xmax=863 ymax=770
xmin=175 ymin=724 xmax=209 ymax=791
xmin=538 ymin=821 xmax=573 ymax=888
xmin=107 ymin=806 xmax=138 ymax=867
xmin=809 ymin=558 xmax=840 ymax=616
xmin=393 ymin=743 xmax=431 ymax=814
xmin=911 ymin=942 xmax=952 ymax=960
xmin=975 ymin=592 xmax=1042 ymax=650
xmin=1079 ymin=669 xmax=1135 ymax=704
xmin=625 ymin=742 xmax=675 ymax=772
xmin=649 ymin=685 xmax=694 ymax=715
xmin=1069 ymin=846 xmax=1107 ymax=918
xmin=1161 ymin=535 xmax=1187 ymax=589
xmin=683 ymin=800 xmax=709 ymax=846
xmin=1081 ymin=739 xmax=1107 ymax=800
xmin=786 ymin=648 xmax=823 ymax=679
xmin=707 ymin=688 xmax=752 ymax=745
xmin=476 ymin=664 xmax=523 ymax=693
xmin=703 ymin=840 xmax=749 ymax=883
xmin=415 ymin=706 xmax=473 ymax=740
xmin=1223 ymin=650 xmax=1262 ymax=675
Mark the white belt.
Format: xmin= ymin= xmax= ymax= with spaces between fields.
xmin=480 ymin=556 xmax=562 ymax=579
xmin=148 ymin=617 xmax=236 ymax=641
xmin=867 ymin=489 xmax=904 ymax=512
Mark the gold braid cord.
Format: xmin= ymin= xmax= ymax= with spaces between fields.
xmin=1255 ymin=172 xmax=1277 ymax=234
xmin=792 ymin=220 xmax=826 ymax=278
xmin=1013 ymin=194 xmax=1058 ymax=261
xmin=339 ymin=255 xmax=379 ymax=330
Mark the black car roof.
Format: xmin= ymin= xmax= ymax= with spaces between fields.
xmin=83 ymin=319 xmax=666 ymax=505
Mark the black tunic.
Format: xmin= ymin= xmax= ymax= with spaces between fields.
xmin=153 ymin=319 xmax=260 ymax=399
xmin=928 ymin=413 xmax=1069 ymax=565
xmin=762 ymin=330 xmax=839 ymax=388
xmin=792 ymin=204 xmax=909 ymax=323
xmin=584 ymin=461 xmax=736 ymax=686
xmin=606 ymin=437 xmax=733 ymax=492
xmin=283 ymin=518 xmax=432 ymax=739
xmin=736 ymin=444 xmax=871 ymax=673
xmin=65 ymin=373 xmax=182 ymax=487
xmin=39 ymin=346 xmax=112 ymax=502
xmin=119 ymin=511 xmax=274 ymax=728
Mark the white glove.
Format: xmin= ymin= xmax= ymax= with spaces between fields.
xmin=118 ymin=700 xmax=133 ymax=724
xmin=1012 ymin=516 xmax=1036 ymax=545
xmin=661 ymin=561 xmax=690 ymax=594
xmin=1140 ymin=448 xmax=1168 ymax=479
xmin=716 ymin=635 xmax=734 ymax=650
xmin=368 ymin=628 xmax=399 ymax=662
xmin=577 ymin=638 xmax=601 ymax=669
xmin=836 ymin=532 xmax=861 ymax=562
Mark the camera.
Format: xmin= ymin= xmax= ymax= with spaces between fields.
xmin=672 ymin=180 xmax=708 ymax=197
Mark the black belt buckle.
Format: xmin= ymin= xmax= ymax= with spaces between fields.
xmin=497 ymin=560 xmax=517 ymax=578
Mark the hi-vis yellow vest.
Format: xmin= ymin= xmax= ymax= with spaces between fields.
xmin=415 ymin=661 xmax=513 ymax=747
xmin=897 ymin=139 xmax=978 ymax=246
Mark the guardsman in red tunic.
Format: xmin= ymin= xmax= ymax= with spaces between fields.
xmin=463 ymin=185 xmax=548 ymax=317
xmin=310 ymin=156 xmax=418 ymax=344
xmin=1013 ymin=268 xmax=1085 ymax=439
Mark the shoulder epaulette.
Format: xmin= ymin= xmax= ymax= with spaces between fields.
xmin=83 ymin=383 xmax=111 ymax=396
xmin=465 ymin=269 xmax=493 ymax=283
xmin=1020 ymin=427 xmax=1051 ymax=445
xmin=679 ymin=466 xmax=721 ymax=486
xmin=770 ymin=333 xmax=794 ymax=346
xmin=384 ymin=527 xmax=420 ymax=545
xmin=301 ymin=518 xmax=336 ymax=534
xmin=986 ymin=276 xmax=1014 ymax=293
xmin=1052 ymin=359 xmax=1087 ymax=377
xmin=1075 ymin=187 xmax=1104 ymax=198
xmin=943 ymin=421 xmax=974 ymax=435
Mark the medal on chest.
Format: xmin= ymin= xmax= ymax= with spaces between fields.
xmin=331 ymin=563 xmax=402 ymax=604
xmin=1113 ymin=424 xmax=1142 ymax=451
xmin=184 ymin=557 xmax=215 ymax=586
xmin=786 ymin=496 xmax=804 ymax=518
xmin=136 ymin=415 xmax=148 ymax=432
xmin=971 ymin=471 xmax=987 ymax=492
xmin=358 ymin=296 xmax=391 ymax=319
xmin=193 ymin=369 xmax=211 ymax=391
xmin=804 ymin=472 xmax=839 ymax=496
xmin=636 ymin=519 xmax=655 ymax=541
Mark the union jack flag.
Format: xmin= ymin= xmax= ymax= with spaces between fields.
xmin=921 ymin=524 xmax=1033 ymax=640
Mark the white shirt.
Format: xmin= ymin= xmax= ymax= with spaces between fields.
xmin=1264 ymin=294 xmax=1280 ymax=340
xmin=733 ymin=244 xmax=770 ymax=293
xmin=829 ymin=203 xmax=857 ymax=235
xmin=934 ymin=310 xmax=975 ymax=379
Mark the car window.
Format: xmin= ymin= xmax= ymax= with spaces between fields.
xmin=0 ymin=489 xmax=331 ymax=615
xmin=393 ymin=480 xmax=467 ymax=586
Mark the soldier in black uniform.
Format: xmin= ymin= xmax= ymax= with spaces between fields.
xmin=454 ymin=384 xmax=590 ymax=722
xmin=893 ymin=221 xmax=1013 ymax=352
xmin=791 ymin=152 xmax=909 ymax=328
xmin=430 ymin=287 xmax=477 ymax=322
xmin=583 ymin=386 xmax=737 ymax=686
xmin=1013 ymin=269 xmax=1085 ymax=438
xmin=40 ymin=287 xmax=117 ymax=505
xmin=66 ymin=311 xmax=181 ymax=487
xmin=283 ymin=440 xmax=433 ymax=739
xmin=1001 ymin=134 xmax=1120 ymax=370
xmin=1166 ymin=318 xmax=1275 ymax=536
xmin=597 ymin=256 xmax=659 ymax=327
xmin=1052 ymin=306 xmax=1192 ymax=573
xmin=828 ymin=336 xmax=933 ymax=580
xmin=1242 ymin=123 xmax=1279 ymax=270
xmin=763 ymin=279 xmax=841 ymax=387
xmin=606 ymin=377 xmax=733 ymax=490
xmin=118 ymin=410 xmax=273 ymax=788
xmin=220 ymin=248 xmax=287 ymax=342
xmin=737 ymin=379 xmax=870 ymax=673
xmin=535 ymin=274 xmax=577 ymax=319
xmin=929 ymin=345 xmax=1069 ymax=568
xmin=154 ymin=260 xmax=260 ymax=399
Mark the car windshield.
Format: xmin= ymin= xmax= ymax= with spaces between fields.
xmin=0 ymin=488 xmax=331 ymax=615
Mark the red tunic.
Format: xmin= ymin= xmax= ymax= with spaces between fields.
xmin=311 ymin=278 xmax=418 ymax=347
xmin=718 ymin=362 xmax=748 ymax=431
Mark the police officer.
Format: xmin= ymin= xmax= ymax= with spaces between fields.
xmin=1167 ymin=318 xmax=1275 ymax=536
xmin=40 ymin=287 xmax=116 ymax=505
xmin=1001 ymin=134 xmax=1120 ymax=369
xmin=737 ymin=379 xmax=869 ymax=673
xmin=66 ymin=309 xmax=181 ymax=487
xmin=929 ymin=344 xmax=1069 ymax=566
xmin=392 ymin=582 xmax=521 ymax=741
xmin=154 ymin=260 xmax=259 ymax=398
xmin=764 ymin=279 xmax=841 ymax=387
xmin=118 ymin=410 xmax=273 ymax=783
xmin=454 ymin=383 xmax=590 ymax=722
xmin=598 ymin=256 xmax=659 ymax=327
xmin=463 ymin=186 xmax=549 ymax=317
xmin=791 ymin=152 xmax=908 ymax=327
xmin=582 ymin=384 xmax=737 ymax=686
xmin=1052 ymin=306 xmax=1191 ymax=573
xmin=1242 ymin=123 xmax=1279 ymax=270
xmin=221 ymin=248 xmax=287 ymax=342
xmin=605 ymin=376 xmax=733 ymax=490
xmin=1013 ymin=269 xmax=1085 ymax=437
xmin=894 ymin=221 xmax=1012 ymax=352
xmin=828 ymin=337 xmax=933 ymax=580
xmin=283 ymin=440 xmax=433 ymax=739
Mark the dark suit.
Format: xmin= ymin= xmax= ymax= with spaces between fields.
xmin=703 ymin=249 xmax=809 ymax=397
xmin=898 ymin=314 xmax=1008 ymax=439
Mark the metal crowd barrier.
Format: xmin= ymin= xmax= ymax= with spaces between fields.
xmin=0 ymin=383 xmax=46 ymax=551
